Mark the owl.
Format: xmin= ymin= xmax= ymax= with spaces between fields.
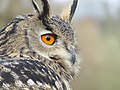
xmin=0 ymin=0 xmax=80 ymax=90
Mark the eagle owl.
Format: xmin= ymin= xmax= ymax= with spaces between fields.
xmin=0 ymin=0 xmax=79 ymax=90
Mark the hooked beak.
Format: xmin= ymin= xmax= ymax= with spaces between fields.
xmin=69 ymin=47 xmax=76 ymax=65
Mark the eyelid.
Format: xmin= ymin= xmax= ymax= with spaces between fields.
xmin=41 ymin=33 xmax=57 ymax=40
xmin=40 ymin=30 xmax=53 ymax=35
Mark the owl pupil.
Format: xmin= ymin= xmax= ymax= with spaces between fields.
xmin=46 ymin=35 xmax=50 ymax=41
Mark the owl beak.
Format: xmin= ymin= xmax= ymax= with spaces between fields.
xmin=70 ymin=48 xmax=76 ymax=65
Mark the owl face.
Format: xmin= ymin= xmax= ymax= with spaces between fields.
xmin=26 ymin=15 xmax=77 ymax=71
xmin=24 ymin=0 xmax=79 ymax=74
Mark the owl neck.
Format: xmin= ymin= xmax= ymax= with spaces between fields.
xmin=0 ymin=47 xmax=74 ymax=82
xmin=22 ymin=50 xmax=74 ymax=81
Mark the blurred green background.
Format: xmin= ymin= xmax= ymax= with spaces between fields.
xmin=0 ymin=0 xmax=120 ymax=90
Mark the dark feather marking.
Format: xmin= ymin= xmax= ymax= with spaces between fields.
xmin=40 ymin=0 xmax=50 ymax=19
xmin=1 ymin=72 xmax=15 ymax=84
xmin=69 ymin=0 xmax=78 ymax=22
xmin=0 ymin=17 xmax=24 ymax=47
xmin=0 ymin=17 xmax=24 ymax=35
xmin=5 ymin=18 xmax=23 ymax=37
xmin=0 ymin=39 xmax=9 ymax=47
xmin=0 ymin=59 xmax=67 ymax=90
xmin=0 ymin=34 xmax=7 ymax=41
xmin=32 ymin=0 xmax=40 ymax=15
xmin=24 ymin=30 xmax=31 ymax=49
xmin=38 ymin=0 xmax=50 ymax=26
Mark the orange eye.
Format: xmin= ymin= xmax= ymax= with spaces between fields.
xmin=41 ymin=34 xmax=56 ymax=45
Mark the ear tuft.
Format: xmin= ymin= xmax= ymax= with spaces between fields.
xmin=32 ymin=0 xmax=40 ymax=15
xmin=32 ymin=0 xmax=50 ymax=21
xmin=69 ymin=0 xmax=78 ymax=22
xmin=62 ymin=0 xmax=78 ymax=23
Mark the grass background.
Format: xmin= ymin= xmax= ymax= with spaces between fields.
xmin=0 ymin=0 xmax=120 ymax=90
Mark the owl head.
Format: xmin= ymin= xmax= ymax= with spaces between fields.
xmin=0 ymin=0 xmax=79 ymax=77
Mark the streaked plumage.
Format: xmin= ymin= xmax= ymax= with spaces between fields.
xmin=0 ymin=0 xmax=79 ymax=90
